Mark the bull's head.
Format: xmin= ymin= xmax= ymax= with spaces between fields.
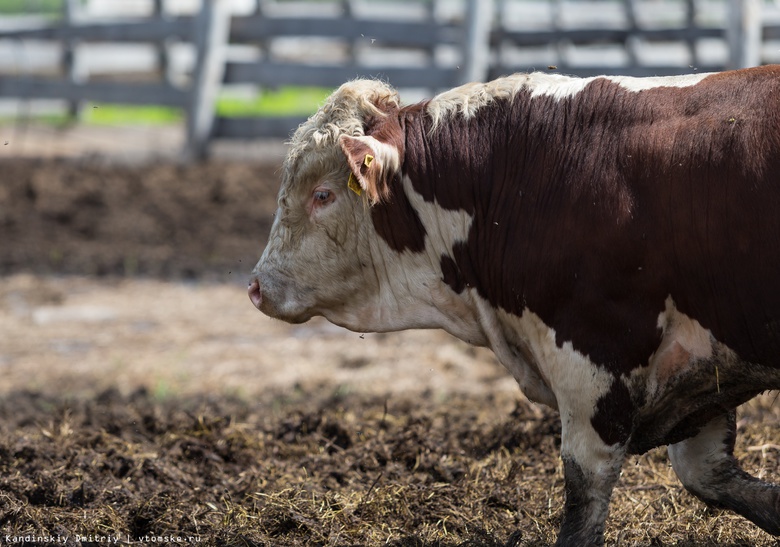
xmin=248 ymin=80 xmax=406 ymax=330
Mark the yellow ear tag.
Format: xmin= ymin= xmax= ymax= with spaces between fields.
xmin=347 ymin=172 xmax=362 ymax=196
xmin=347 ymin=154 xmax=375 ymax=196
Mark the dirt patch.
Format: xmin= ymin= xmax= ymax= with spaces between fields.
xmin=1 ymin=151 xmax=779 ymax=546
xmin=0 ymin=273 xmax=512 ymax=400
xmin=0 ymin=157 xmax=279 ymax=279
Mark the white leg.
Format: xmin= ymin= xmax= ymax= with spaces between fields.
xmin=669 ymin=411 xmax=780 ymax=535
xmin=555 ymin=402 xmax=628 ymax=547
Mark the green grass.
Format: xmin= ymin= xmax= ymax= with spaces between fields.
xmin=83 ymin=103 xmax=183 ymax=125
xmin=85 ymin=86 xmax=332 ymax=126
xmin=216 ymin=86 xmax=332 ymax=117
xmin=0 ymin=0 xmax=65 ymax=16
xmin=1 ymin=87 xmax=332 ymax=127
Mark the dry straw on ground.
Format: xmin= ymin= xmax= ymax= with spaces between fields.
xmin=0 ymin=388 xmax=778 ymax=546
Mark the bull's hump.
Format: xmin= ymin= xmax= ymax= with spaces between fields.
xmin=426 ymin=71 xmax=713 ymax=128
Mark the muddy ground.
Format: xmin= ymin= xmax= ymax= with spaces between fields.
xmin=1 ymin=128 xmax=779 ymax=546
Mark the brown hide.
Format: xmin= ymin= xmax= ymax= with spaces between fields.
xmin=373 ymin=66 xmax=780 ymax=380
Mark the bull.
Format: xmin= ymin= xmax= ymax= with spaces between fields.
xmin=248 ymin=65 xmax=780 ymax=546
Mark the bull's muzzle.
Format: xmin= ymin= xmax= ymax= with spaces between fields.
xmin=248 ymin=278 xmax=263 ymax=310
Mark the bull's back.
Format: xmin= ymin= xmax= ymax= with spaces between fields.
xmin=624 ymin=67 xmax=780 ymax=367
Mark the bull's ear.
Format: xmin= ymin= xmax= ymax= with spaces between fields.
xmin=339 ymin=134 xmax=400 ymax=204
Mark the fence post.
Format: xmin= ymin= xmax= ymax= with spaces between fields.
xmin=682 ymin=0 xmax=697 ymax=68
xmin=461 ymin=0 xmax=493 ymax=84
xmin=185 ymin=0 xmax=231 ymax=160
xmin=63 ymin=0 xmax=82 ymax=120
xmin=727 ymin=0 xmax=762 ymax=69
xmin=153 ymin=0 xmax=173 ymax=85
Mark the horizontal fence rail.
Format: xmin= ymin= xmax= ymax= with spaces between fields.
xmin=0 ymin=18 xmax=194 ymax=42
xmin=0 ymin=78 xmax=187 ymax=105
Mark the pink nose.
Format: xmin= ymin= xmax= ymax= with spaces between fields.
xmin=248 ymin=279 xmax=263 ymax=310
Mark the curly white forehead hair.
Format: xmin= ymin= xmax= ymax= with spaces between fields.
xmin=284 ymin=79 xmax=401 ymax=169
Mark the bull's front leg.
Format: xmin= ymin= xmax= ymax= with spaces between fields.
xmin=555 ymin=403 xmax=628 ymax=547
xmin=556 ymin=378 xmax=631 ymax=546
xmin=500 ymin=310 xmax=632 ymax=545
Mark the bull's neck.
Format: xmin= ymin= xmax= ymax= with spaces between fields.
xmin=400 ymin=105 xmax=504 ymax=213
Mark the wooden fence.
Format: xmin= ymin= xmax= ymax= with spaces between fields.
xmin=0 ymin=0 xmax=219 ymax=158
xmin=0 ymin=0 xmax=778 ymax=158
xmin=209 ymin=0 xmax=488 ymax=152
xmin=490 ymin=0 xmax=774 ymax=78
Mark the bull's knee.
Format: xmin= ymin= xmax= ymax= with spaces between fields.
xmin=668 ymin=411 xmax=780 ymax=535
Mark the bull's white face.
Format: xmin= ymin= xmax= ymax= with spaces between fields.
xmin=249 ymin=148 xmax=379 ymax=328
xmin=248 ymin=78 xmax=486 ymax=339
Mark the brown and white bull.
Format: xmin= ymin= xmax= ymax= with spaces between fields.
xmin=248 ymin=65 xmax=780 ymax=546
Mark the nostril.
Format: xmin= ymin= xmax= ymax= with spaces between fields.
xmin=248 ymin=279 xmax=263 ymax=310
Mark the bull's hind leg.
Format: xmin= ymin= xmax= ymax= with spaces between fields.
xmin=668 ymin=411 xmax=780 ymax=535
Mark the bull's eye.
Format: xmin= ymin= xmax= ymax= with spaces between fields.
xmin=309 ymin=188 xmax=335 ymax=214
xmin=314 ymin=190 xmax=331 ymax=202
